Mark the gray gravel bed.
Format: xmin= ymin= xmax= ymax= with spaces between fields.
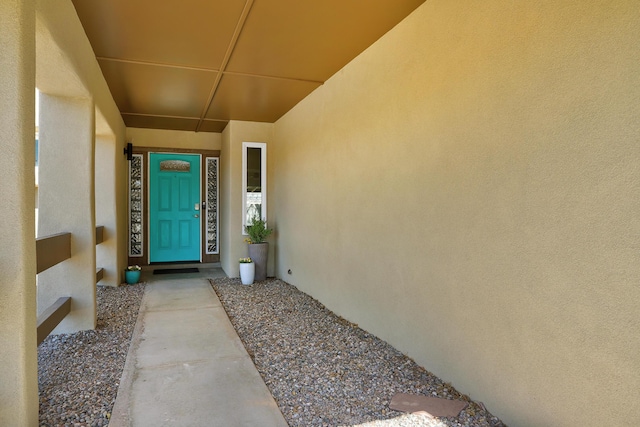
xmin=38 ymin=283 xmax=145 ymax=427
xmin=211 ymin=278 xmax=506 ymax=427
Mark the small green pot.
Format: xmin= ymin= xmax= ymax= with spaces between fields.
xmin=125 ymin=270 xmax=141 ymax=284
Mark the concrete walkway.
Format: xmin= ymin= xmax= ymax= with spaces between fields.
xmin=110 ymin=269 xmax=288 ymax=427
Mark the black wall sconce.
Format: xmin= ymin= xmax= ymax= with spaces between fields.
xmin=123 ymin=142 xmax=133 ymax=160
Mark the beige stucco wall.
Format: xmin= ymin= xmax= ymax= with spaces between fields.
xmin=0 ymin=1 xmax=39 ymax=424
xmin=220 ymin=125 xmax=233 ymax=273
xmin=36 ymin=0 xmax=127 ymax=286
xmin=95 ymin=135 xmax=118 ymax=286
xmin=38 ymin=94 xmax=97 ymax=332
xmin=272 ymin=1 xmax=640 ymax=426
xmin=219 ymin=120 xmax=275 ymax=277
xmin=126 ymin=127 xmax=222 ymax=151
xmin=114 ymin=128 xmax=128 ymax=282
xmin=36 ymin=0 xmax=127 ymax=324
xmin=35 ymin=0 xmax=123 ymax=137
xmin=1 ymin=0 xmax=124 ymax=421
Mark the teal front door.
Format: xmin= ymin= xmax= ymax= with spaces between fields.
xmin=149 ymin=153 xmax=201 ymax=262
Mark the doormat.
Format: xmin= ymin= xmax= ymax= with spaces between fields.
xmin=389 ymin=393 xmax=468 ymax=418
xmin=153 ymin=268 xmax=199 ymax=275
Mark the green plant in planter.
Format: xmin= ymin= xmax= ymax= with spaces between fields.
xmin=125 ymin=265 xmax=141 ymax=284
xmin=244 ymin=217 xmax=273 ymax=243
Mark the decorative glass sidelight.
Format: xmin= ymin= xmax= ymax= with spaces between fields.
xmin=206 ymin=157 xmax=219 ymax=254
xmin=129 ymin=154 xmax=143 ymax=257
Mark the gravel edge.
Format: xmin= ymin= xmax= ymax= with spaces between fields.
xmin=211 ymin=277 xmax=506 ymax=427
xmin=38 ymin=283 xmax=145 ymax=427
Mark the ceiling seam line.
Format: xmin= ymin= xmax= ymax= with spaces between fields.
xmin=222 ymin=70 xmax=324 ymax=85
xmin=120 ymin=112 xmax=229 ymax=123
xmin=96 ymin=57 xmax=219 ymax=73
xmin=196 ymin=0 xmax=255 ymax=132
xmin=122 ymin=112 xmax=201 ymax=120
xmin=122 ymin=112 xmax=229 ymax=123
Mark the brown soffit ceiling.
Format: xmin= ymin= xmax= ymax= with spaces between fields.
xmin=72 ymin=0 xmax=426 ymax=133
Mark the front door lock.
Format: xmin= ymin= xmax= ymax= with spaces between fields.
xmin=194 ymin=214 xmax=199 ymax=218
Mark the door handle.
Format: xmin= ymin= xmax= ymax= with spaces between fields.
xmin=194 ymin=214 xmax=199 ymax=218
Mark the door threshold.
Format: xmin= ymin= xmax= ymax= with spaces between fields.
xmin=143 ymin=262 xmax=221 ymax=271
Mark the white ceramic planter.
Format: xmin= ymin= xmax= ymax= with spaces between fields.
xmin=239 ymin=262 xmax=255 ymax=285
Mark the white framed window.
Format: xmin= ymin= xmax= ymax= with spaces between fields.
xmin=242 ymin=142 xmax=267 ymax=234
